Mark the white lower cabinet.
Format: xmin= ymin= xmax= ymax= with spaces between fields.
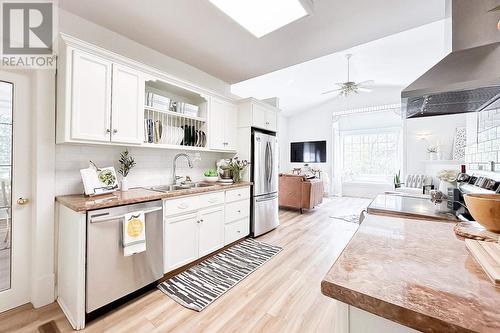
xmin=198 ymin=206 xmax=225 ymax=257
xmin=163 ymin=187 xmax=250 ymax=273
xmin=163 ymin=188 xmax=250 ymax=274
xmin=164 ymin=212 xmax=199 ymax=273
xmin=225 ymin=219 xmax=250 ymax=245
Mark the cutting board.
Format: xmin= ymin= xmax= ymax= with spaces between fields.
xmin=465 ymin=239 xmax=500 ymax=287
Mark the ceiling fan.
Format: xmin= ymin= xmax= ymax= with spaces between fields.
xmin=322 ymin=54 xmax=374 ymax=97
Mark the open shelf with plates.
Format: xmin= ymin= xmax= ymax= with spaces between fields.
xmin=143 ymin=79 xmax=208 ymax=149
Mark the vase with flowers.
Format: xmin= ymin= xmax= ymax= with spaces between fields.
xmin=437 ymin=169 xmax=459 ymax=193
xmin=227 ymin=157 xmax=249 ymax=183
xmin=427 ymin=145 xmax=438 ymax=160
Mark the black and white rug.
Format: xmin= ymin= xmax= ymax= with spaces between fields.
xmin=158 ymin=239 xmax=282 ymax=311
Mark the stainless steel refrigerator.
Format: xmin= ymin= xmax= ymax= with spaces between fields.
xmin=251 ymin=129 xmax=279 ymax=237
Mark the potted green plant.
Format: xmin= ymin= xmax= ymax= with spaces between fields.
xmin=118 ymin=149 xmax=136 ymax=191
xmin=394 ymin=170 xmax=402 ymax=189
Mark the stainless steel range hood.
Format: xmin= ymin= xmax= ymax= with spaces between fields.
xmin=402 ymin=0 xmax=500 ymax=118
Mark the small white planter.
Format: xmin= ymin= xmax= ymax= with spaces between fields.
xmin=428 ymin=152 xmax=438 ymax=160
xmin=204 ymin=176 xmax=219 ymax=183
xmin=121 ymin=177 xmax=129 ymax=191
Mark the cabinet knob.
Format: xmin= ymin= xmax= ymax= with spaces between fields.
xmin=106 ymin=129 xmax=111 ymax=133
xmin=237 ymin=210 xmax=241 ymax=213
xmin=113 ymin=129 xmax=118 ymax=134
xmin=17 ymin=197 xmax=29 ymax=205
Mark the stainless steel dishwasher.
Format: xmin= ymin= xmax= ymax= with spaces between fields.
xmin=86 ymin=200 xmax=163 ymax=313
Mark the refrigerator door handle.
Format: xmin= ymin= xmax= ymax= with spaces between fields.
xmin=268 ymin=141 xmax=273 ymax=184
xmin=264 ymin=141 xmax=270 ymax=186
xmin=256 ymin=194 xmax=278 ymax=202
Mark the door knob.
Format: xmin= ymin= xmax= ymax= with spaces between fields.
xmin=17 ymin=197 xmax=29 ymax=205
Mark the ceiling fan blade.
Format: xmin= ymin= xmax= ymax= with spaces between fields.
xmin=357 ymin=87 xmax=372 ymax=93
xmin=321 ymin=88 xmax=342 ymax=95
xmin=356 ymin=80 xmax=375 ymax=86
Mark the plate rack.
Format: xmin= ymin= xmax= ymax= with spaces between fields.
xmin=144 ymin=107 xmax=207 ymax=148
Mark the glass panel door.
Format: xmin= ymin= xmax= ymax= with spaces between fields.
xmin=0 ymin=81 xmax=13 ymax=292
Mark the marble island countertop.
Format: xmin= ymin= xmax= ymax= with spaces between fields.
xmin=56 ymin=182 xmax=252 ymax=212
xmin=321 ymin=214 xmax=500 ymax=333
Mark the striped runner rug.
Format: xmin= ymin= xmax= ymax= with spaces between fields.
xmin=158 ymin=239 xmax=282 ymax=311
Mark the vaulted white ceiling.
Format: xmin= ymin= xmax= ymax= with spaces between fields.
xmin=59 ymin=0 xmax=446 ymax=83
xmin=232 ymin=20 xmax=450 ymax=116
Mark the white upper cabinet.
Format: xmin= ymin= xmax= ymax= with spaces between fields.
xmin=70 ymin=50 xmax=112 ymax=142
xmin=59 ymin=45 xmax=145 ymax=145
xmin=57 ymin=35 xmax=268 ymax=152
xmin=237 ymin=98 xmax=279 ymax=132
xmin=111 ymin=64 xmax=144 ymax=144
xmin=209 ymin=97 xmax=238 ymax=151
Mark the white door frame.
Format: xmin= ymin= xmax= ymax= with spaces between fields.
xmin=0 ymin=70 xmax=32 ymax=312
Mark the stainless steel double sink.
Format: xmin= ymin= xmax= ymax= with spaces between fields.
xmin=148 ymin=182 xmax=216 ymax=193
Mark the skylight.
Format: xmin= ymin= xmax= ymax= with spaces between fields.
xmin=209 ymin=0 xmax=311 ymax=38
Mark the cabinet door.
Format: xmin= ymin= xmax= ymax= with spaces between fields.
xmin=265 ymin=109 xmax=278 ymax=132
xmin=164 ymin=213 xmax=199 ymax=273
xmin=224 ymin=101 xmax=238 ymax=151
xmin=252 ymin=103 xmax=268 ymax=130
xmin=71 ymin=50 xmax=112 ymax=142
xmin=209 ymin=98 xmax=227 ymax=150
xmin=198 ymin=206 xmax=225 ymax=257
xmin=111 ymin=64 xmax=144 ymax=144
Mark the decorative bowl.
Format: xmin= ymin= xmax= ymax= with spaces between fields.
xmin=464 ymin=194 xmax=500 ymax=232
xmin=204 ymin=176 xmax=219 ymax=183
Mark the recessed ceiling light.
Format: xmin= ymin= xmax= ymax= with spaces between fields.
xmin=209 ymin=0 xmax=312 ymax=38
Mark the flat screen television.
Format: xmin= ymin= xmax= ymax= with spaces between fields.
xmin=290 ymin=141 xmax=326 ymax=163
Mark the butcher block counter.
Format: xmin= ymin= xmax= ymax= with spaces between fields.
xmin=56 ymin=182 xmax=253 ymax=212
xmin=321 ymin=214 xmax=500 ymax=333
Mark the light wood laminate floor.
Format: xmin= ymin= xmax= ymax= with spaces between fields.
xmin=0 ymin=197 xmax=370 ymax=333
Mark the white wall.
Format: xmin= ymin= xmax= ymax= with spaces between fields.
xmin=404 ymin=113 xmax=466 ymax=185
xmin=282 ymin=102 xmax=403 ymax=197
xmin=55 ymin=145 xmax=232 ymax=195
xmin=278 ymin=114 xmax=289 ymax=173
xmin=285 ymin=105 xmax=333 ymax=176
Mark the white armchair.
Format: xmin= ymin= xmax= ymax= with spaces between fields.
xmin=395 ymin=174 xmax=433 ymax=195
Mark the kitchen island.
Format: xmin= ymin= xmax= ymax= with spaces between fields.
xmin=321 ymin=214 xmax=500 ymax=333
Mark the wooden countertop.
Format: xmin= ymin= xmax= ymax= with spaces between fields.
xmin=321 ymin=214 xmax=500 ymax=333
xmin=56 ymin=182 xmax=252 ymax=212
xmin=367 ymin=193 xmax=458 ymax=221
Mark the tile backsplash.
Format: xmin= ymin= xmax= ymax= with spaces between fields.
xmin=55 ymin=144 xmax=234 ymax=195
xmin=465 ymin=103 xmax=500 ymax=172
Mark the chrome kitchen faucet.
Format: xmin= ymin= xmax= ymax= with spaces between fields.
xmin=172 ymin=153 xmax=193 ymax=185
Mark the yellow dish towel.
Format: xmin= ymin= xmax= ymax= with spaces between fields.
xmin=123 ymin=211 xmax=146 ymax=256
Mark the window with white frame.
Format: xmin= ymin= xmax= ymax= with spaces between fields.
xmin=341 ymin=128 xmax=400 ymax=183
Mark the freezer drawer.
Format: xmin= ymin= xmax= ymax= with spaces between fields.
xmin=252 ymin=194 xmax=279 ymax=237
xmin=86 ymin=200 xmax=163 ymax=313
